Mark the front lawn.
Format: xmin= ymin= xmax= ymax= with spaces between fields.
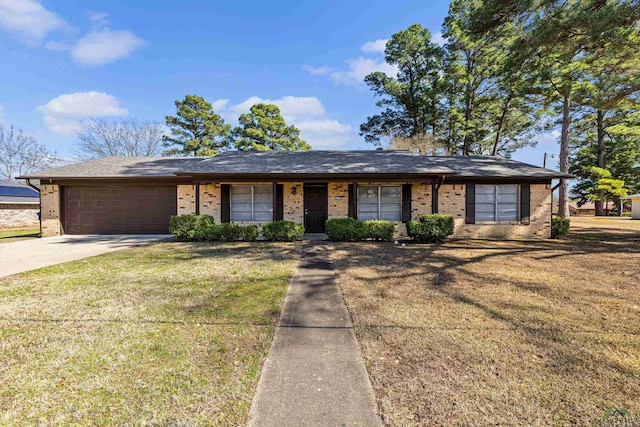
xmin=332 ymin=231 xmax=640 ymax=425
xmin=0 ymin=226 xmax=40 ymax=243
xmin=0 ymin=241 xmax=298 ymax=426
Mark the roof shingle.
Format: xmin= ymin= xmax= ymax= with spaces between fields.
xmin=18 ymin=150 xmax=571 ymax=179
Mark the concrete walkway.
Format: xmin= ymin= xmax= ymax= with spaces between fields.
xmin=248 ymin=242 xmax=381 ymax=427
xmin=0 ymin=235 xmax=170 ymax=278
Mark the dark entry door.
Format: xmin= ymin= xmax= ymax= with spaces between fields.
xmin=304 ymin=184 xmax=328 ymax=233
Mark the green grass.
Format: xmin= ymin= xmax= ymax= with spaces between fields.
xmin=0 ymin=241 xmax=298 ymax=426
xmin=0 ymin=227 xmax=40 ymax=241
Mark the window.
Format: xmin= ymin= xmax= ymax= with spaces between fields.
xmin=231 ymin=185 xmax=273 ymax=221
xmin=475 ymin=184 xmax=518 ymax=222
xmin=357 ymin=185 xmax=401 ymax=221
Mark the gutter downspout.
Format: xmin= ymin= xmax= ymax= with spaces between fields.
xmin=25 ymin=179 xmax=40 ymax=193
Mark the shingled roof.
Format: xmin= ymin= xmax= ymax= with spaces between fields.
xmin=18 ymin=150 xmax=570 ymax=179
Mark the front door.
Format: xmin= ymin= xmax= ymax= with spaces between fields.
xmin=304 ymin=184 xmax=328 ymax=233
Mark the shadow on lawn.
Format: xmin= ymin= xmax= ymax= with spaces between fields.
xmin=332 ymin=237 xmax=640 ymax=380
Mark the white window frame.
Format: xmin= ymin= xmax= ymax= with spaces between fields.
xmin=475 ymin=184 xmax=520 ymax=223
xmin=230 ymin=184 xmax=273 ymax=222
xmin=357 ymin=185 xmax=402 ymax=221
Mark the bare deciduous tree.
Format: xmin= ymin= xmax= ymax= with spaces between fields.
xmin=74 ymin=118 xmax=165 ymax=160
xmin=0 ymin=124 xmax=58 ymax=180
xmin=386 ymin=132 xmax=450 ymax=155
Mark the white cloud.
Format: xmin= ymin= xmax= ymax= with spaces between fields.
xmin=432 ymin=31 xmax=445 ymax=46
xmin=211 ymin=98 xmax=229 ymax=111
xmin=302 ymin=65 xmax=335 ymax=76
xmin=304 ymin=58 xmax=398 ymax=86
xmin=88 ymin=11 xmax=109 ymax=27
xmin=70 ymin=29 xmax=144 ymax=66
xmin=37 ymin=91 xmax=128 ymax=135
xmin=361 ymin=38 xmax=387 ymax=53
xmin=0 ymin=0 xmax=67 ymax=44
xmin=0 ymin=103 xmax=3 ymax=122
xmin=215 ymin=95 xmax=354 ymax=149
xmin=329 ymin=57 xmax=398 ymax=86
xmin=304 ymin=38 xmax=399 ymax=86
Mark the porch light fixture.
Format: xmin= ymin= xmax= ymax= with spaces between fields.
xmin=291 ymin=187 xmax=297 ymax=195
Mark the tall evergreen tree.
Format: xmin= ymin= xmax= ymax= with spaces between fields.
xmin=469 ymin=0 xmax=640 ymax=217
xmin=163 ymin=95 xmax=231 ymax=156
xmin=233 ymin=103 xmax=310 ymax=151
xmin=360 ymin=24 xmax=445 ymax=146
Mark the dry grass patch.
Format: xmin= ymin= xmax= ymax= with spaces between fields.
xmin=0 ymin=241 xmax=298 ymax=426
xmin=332 ymin=233 xmax=640 ymax=426
xmin=569 ymin=216 xmax=640 ymax=242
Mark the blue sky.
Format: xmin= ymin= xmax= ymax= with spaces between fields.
xmin=0 ymin=0 xmax=559 ymax=169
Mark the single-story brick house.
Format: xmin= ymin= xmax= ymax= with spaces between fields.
xmin=0 ymin=184 xmax=40 ymax=228
xmin=19 ymin=150 xmax=569 ymax=238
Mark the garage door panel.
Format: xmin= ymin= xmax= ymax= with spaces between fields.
xmin=64 ymin=185 xmax=177 ymax=234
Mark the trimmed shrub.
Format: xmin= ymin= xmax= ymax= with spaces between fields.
xmin=216 ymin=223 xmax=243 ymax=241
xmin=551 ymin=216 xmax=570 ymax=239
xmin=242 ymin=224 xmax=259 ymax=242
xmin=170 ymin=215 xmax=206 ymax=240
xmin=187 ymin=215 xmax=216 ymax=241
xmin=363 ymin=220 xmax=395 ymax=242
xmin=408 ymin=214 xmax=455 ymax=243
xmin=169 ymin=215 xmax=259 ymax=242
xmin=262 ymin=221 xmax=305 ymax=241
xmin=326 ymin=218 xmax=366 ymax=241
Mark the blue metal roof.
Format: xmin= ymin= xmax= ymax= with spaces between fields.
xmin=0 ymin=185 xmax=39 ymax=198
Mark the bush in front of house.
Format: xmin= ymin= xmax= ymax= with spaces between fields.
xmin=326 ymin=218 xmax=396 ymax=242
xmin=170 ymin=214 xmax=205 ymax=240
xmin=551 ymin=216 xmax=570 ymax=238
xmin=407 ymin=214 xmax=455 ymax=243
xmin=363 ymin=220 xmax=395 ymax=241
xmin=262 ymin=221 xmax=305 ymax=241
xmin=326 ymin=218 xmax=366 ymax=241
xmin=169 ymin=215 xmax=258 ymax=242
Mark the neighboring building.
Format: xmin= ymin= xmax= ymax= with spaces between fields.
xmin=622 ymin=194 xmax=640 ymax=220
xmin=0 ymin=184 xmax=40 ymax=228
xmin=18 ymin=150 xmax=569 ymax=238
xmin=567 ymin=200 xmax=616 ymax=216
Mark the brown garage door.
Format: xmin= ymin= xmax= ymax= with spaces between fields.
xmin=63 ymin=186 xmax=177 ymax=234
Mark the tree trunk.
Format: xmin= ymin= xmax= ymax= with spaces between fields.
xmin=558 ymin=95 xmax=571 ymax=218
xmin=463 ymin=93 xmax=474 ymax=155
xmin=594 ymin=110 xmax=606 ymax=216
xmin=492 ymin=94 xmax=513 ymax=156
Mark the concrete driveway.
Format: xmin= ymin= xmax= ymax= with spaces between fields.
xmin=0 ymin=235 xmax=171 ymax=278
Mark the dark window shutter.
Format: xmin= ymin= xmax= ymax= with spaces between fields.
xmin=402 ymin=184 xmax=412 ymax=222
xmin=195 ymin=184 xmax=200 ymax=215
xmin=275 ymin=184 xmax=284 ymax=221
xmin=520 ymin=184 xmax=530 ymax=224
xmin=465 ymin=184 xmax=475 ymax=224
xmin=348 ymin=183 xmax=357 ymax=219
xmin=432 ymin=184 xmax=439 ymax=214
xmin=220 ymin=184 xmax=230 ymax=223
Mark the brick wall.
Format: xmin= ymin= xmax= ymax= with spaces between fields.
xmin=411 ymin=183 xmax=432 ymax=219
xmin=438 ymin=184 xmax=466 ymax=223
xmin=438 ymin=183 xmax=552 ymax=238
xmin=200 ymin=183 xmax=221 ymax=223
xmin=40 ymin=184 xmax=60 ymax=236
xmin=0 ymin=205 xmax=39 ymax=228
xmin=283 ymin=182 xmax=303 ymax=223
xmin=328 ymin=182 xmax=349 ymax=219
xmin=177 ymin=185 xmax=197 ymax=215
